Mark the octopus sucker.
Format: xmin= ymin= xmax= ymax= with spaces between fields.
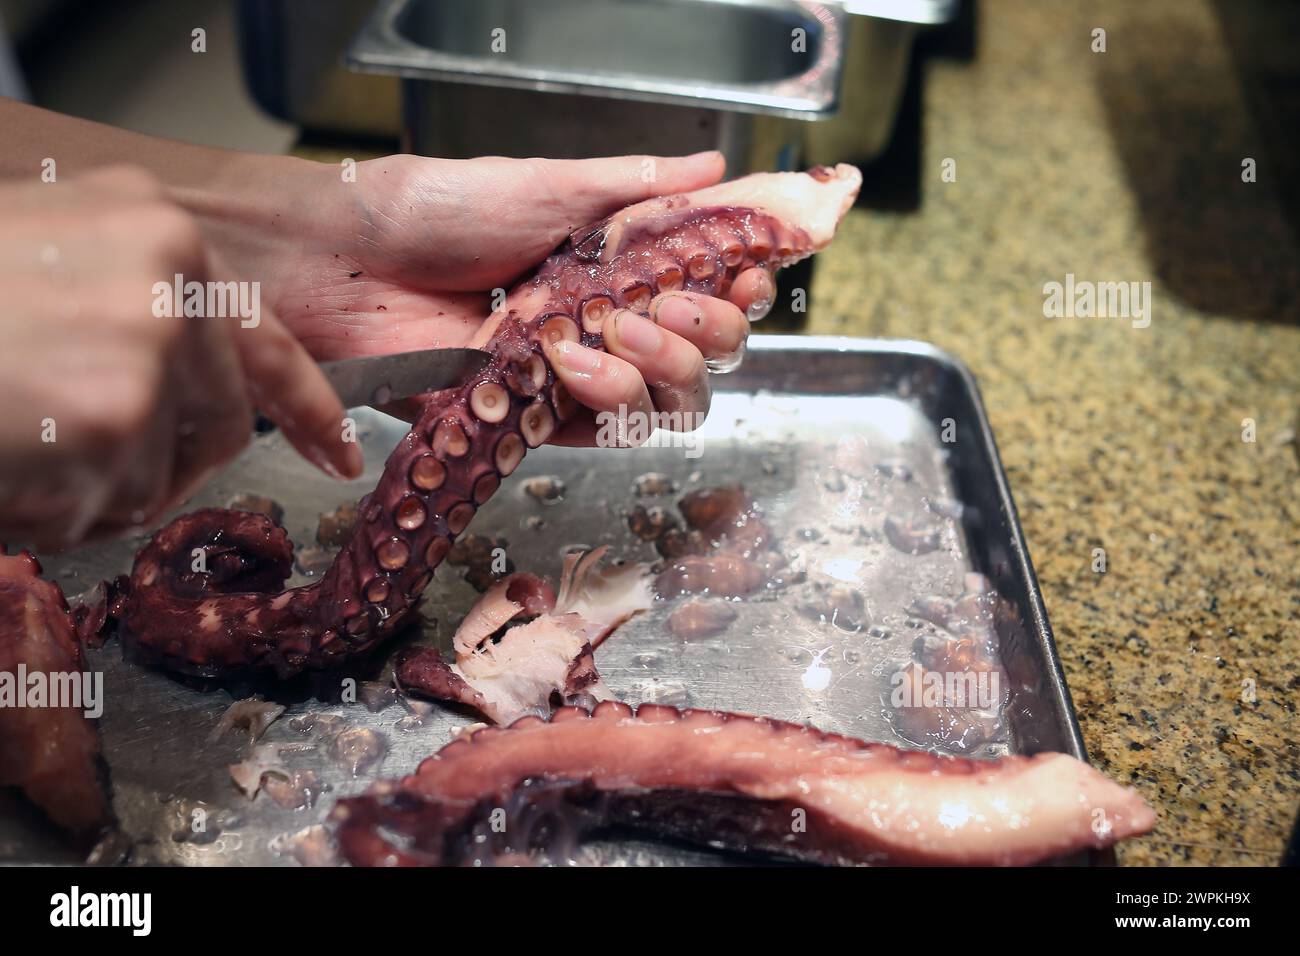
xmin=103 ymin=166 xmax=861 ymax=679
xmin=493 ymin=432 xmax=526 ymax=476
xmin=0 ymin=548 xmax=114 ymax=839
xmin=469 ymin=382 xmax=510 ymax=423
xmin=331 ymin=703 xmax=1155 ymax=867
xmin=619 ymin=282 xmax=654 ymax=314
xmin=654 ymin=265 xmax=684 ymax=293
xmin=537 ymin=314 xmax=580 ymax=348
xmin=654 ymin=484 xmax=778 ymax=597
xmin=394 ymin=495 xmax=427 ymax=531
xmin=579 ymin=295 xmax=615 ymax=335
xmin=432 ymin=419 xmax=471 ymax=458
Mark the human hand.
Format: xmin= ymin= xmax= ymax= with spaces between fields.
xmin=0 ymin=168 xmax=360 ymax=548
xmin=207 ymin=151 xmax=774 ymax=444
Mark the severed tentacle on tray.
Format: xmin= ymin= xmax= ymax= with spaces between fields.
xmin=0 ymin=547 xmax=114 ymax=840
xmin=330 ymin=702 xmax=1157 ymax=867
xmin=654 ymin=483 xmax=787 ymax=598
xmin=106 ymin=165 xmax=861 ymax=679
xmin=396 ymin=546 xmax=654 ymax=724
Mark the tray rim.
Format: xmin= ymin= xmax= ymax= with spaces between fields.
xmin=742 ymin=334 xmax=1091 ymax=767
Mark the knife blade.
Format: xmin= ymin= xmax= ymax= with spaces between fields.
xmin=319 ymin=347 xmax=493 ymax=409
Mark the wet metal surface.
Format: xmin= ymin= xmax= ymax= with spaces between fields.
xmin=1 ymin=337 xmax=1086 ymax=866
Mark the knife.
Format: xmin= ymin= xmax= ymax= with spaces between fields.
xmin=319 ymin=347 xmax=493 ymax=408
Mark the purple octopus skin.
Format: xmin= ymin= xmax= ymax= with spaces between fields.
xmin=330 ymin=702 xmax=1156 ymax=867
xmin=0 ymin=547 xmax=113 ymax=837
xmin=110 ymin=165 xmax=862 ymax=679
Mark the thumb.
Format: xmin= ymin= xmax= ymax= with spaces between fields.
xmin=536 ymin=151 xmax=726 ymax=223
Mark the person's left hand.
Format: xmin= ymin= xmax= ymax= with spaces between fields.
xmin=202 ymin=152 xmax=772 ymax=445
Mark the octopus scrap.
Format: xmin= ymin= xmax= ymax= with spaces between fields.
xmin=397 ymin=546 xmax=653 ymax=724
xmin=332 ymin=702 xmax=1156 ymax=867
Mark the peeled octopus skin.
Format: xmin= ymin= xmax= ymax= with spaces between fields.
xmin=108 ymin=164 xmax=862 ymax=679
xmin=0 ymin=547 xmax=113 ymax=837
xmin=330 ymin=701 xmax=1156 ymax=867
xmin=395 ymin=547 xmax=654 ymax=724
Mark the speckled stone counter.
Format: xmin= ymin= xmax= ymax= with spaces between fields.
xmin=804 ymin=0 xmax=1299 ymax=864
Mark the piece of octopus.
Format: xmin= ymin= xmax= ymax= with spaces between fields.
xmin=331 ymin=702 xmax=1155 ymax=867
xmin=654 ymin=484 xmax=782 ymax=599
xmin=0 ymin=547 xmax=114 ymax=840
xmin=396 ymin=549 xmax=654 ymax=725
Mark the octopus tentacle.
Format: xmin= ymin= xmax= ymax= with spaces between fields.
xmin=330 ymin=702 xmax=1156 ymax=867
xmin=114 ymin=165 xmax=862 ymax=678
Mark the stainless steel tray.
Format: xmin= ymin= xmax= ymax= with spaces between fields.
xmin=1 ymin=336 xmax=1088 ymax=866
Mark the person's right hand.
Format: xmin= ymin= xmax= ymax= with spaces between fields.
xmin=0 ymin=167 xmax=360 ymax=550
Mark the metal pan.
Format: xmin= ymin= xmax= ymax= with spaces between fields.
xmin=1 ymin=336 xmax=1092 ymax=866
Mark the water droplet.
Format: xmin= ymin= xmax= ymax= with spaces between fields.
xmin=801 ymin=647 xmax=834 ymax=692
xmin=705 ymin=345 xmax=745 ymax=374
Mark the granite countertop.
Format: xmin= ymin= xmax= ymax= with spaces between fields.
xmin=805 ymin=0 xmax=1299 ymax=864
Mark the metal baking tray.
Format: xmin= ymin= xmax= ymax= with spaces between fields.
xmin=0 ymin=336 xmax=1089 ymax=866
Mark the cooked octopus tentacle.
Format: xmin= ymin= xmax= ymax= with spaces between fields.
xmin=0 ymin=547 xmax=113 ymax=837
xmin=331 ymin=702 xmax=1155 ymax=867
xmin=112 ymin=166 xmax=862 ymax=678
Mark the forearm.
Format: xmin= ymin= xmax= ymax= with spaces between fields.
xmin=0 ymin=98 xmax=320 ymax=269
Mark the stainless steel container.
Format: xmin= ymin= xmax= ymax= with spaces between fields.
xmin=347 ymin=0 xmax=848 ymax=172
xmin=806 ymin=0 xmax=957 ymax=164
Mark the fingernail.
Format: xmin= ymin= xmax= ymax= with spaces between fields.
xmin=548 ymin=339 xmax=601 ymax=378
xmin=614 ymin=310 xmax=664 ymax=356
xmin=303 ymin=444 xmax=343 ymax=480
xmin=653 ymin=294 xmax=702 ymax=334
xmin=304 ymin=429 xmax=363 ymax=482
xmin=337 ymin=440 xmax=365 ymax=480
xmin=684 ymin=150 xmax=722 ymax=163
